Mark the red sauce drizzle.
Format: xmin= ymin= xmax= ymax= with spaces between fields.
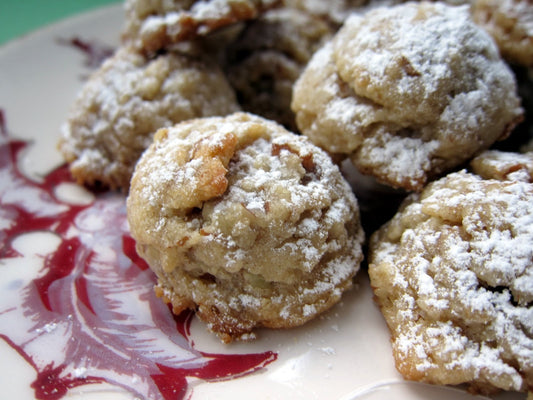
xmin=57 ymin=37 xmax=115 ymax=68
xmin=0 ymin=109 xmax=277 ymax=400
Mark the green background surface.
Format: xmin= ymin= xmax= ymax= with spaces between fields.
xmin=0 ymin=0 xmax=121 ymax=45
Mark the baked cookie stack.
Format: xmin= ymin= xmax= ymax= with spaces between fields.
xmin=58 ymin=0 xmax=532 ymax=396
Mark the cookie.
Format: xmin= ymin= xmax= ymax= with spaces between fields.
xmin=224 ymin=7 xmax=332 ymax=130
xmin=472 ymin=0 xmax=533 ymax=67
xmin=123 ymin=0 xmax=281 ymax=54
xmin=126 ymin=112 xmax=365 ymax=342
xmin=291 ymin=2 xmax=523 ymax=191
xmin=122 ymin=0 xmax=193 ymax=44
xmin=58 ymin=46 xmax=239 ymax=190
xmin=470 ymin=149 xmax=533 ymax=182
xmin=368 ymin=170 xmax=533 ymax=394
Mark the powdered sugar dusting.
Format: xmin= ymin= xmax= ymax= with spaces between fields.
xmin=293 ymin=2 xmax=522 ymax=191
xmin=59 ymin=46 xmax=239 ymax=189
xmin=354 ymin=133 xmax=440 ymax=189
xmin=369 ymin=171 xmax=533 ymax=392
xmin=127 ymin=113 xmax=364 ymax=341
xmin=137 ymin=0 xmax=280 ymax=52
xmin=471 ymin=150 xmax=533 ymax=183
xmin=139 ymin=136 xmax=200 ymax=208
xmin=335 ymin=4 xmax=499 ymax=115
xmin=208 ymin=132 xmax=362 ymax=277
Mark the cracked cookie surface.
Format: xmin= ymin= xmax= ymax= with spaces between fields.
xmin=127 ymin=112 xmax=364 ymax=342
xmin=368 ymin=170 xmax=533 ymax=394
xmin=58 ymin=46 xmax=239 ymax=190
xmin=292 ymin=2 xmax=523 ymax=191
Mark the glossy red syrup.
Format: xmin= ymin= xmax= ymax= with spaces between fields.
xmin=0 ymin=109 xmax=276 ymax=400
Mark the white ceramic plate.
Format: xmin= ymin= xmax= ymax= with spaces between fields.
xmin=0 ymin=5 xmax=526 ymax=400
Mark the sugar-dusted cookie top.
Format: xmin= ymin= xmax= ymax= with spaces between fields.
xmin=127 ymin=112 xmax=365 ymax=342
xmin=472 ymin=0 xmax=533 ymax=67
xmin=123 ymin=0 xmax=280 ymax=53
xmin=368 ymin=170 xmax=533 ymax=394
xmin=58 ymin=46 xmax=239 ymax=190
xmin=292 ymin=2 xmax=523 ymax=191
